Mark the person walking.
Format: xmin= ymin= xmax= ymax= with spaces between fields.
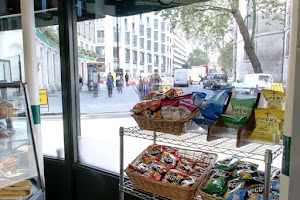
xmin=79 ymin=75 xmax=83 ymax=91
xmin=149 ymin=71 xmax=161 ymax=92
xmin=106 ymin=72 xmax=114 ymax=97
xmin=125 ymin=73 xmax=129 ymax=87
xmin=142 ymin=77 xmax=150 ymax=97
xmin=116 ymin=73 xmax=124 ymax=93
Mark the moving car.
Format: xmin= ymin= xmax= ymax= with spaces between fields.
xmin=174 ymin=69 xmax=191 ymax=87
xmin=231 ymin=73 xmax=273 ymax=95
xmin=203 ymin=73 xmax=228 ymax=89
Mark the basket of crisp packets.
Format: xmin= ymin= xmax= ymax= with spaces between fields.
xmin=132 ymin=89 xmax=202 ymax=135
xmin=198 ymin=157 xmax=280 ymax=200
xmin=125 ymin=144 xmax=218 ymax=200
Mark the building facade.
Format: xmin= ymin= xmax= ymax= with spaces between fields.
xmin=234 ymin=0 xmax=290 ymax=84
xmin=94 ymin=13 xmax=188 ymax=79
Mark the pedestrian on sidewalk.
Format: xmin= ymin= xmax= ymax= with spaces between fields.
xmin=125 ymin=73 xmax=129 ymax=87
xmin=106 ymin=72 xmax=114 ymax=97
xmin=116 ymin=73 xmax=123 ymax=93
xmin=142 ymin=77 xmax=149 ymax=97
xmin=138 ymin=76 xmax=143 ymax=96
xmin=79 ymin=75 xmax=83 ymax=91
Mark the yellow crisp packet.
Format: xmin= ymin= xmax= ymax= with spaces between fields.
xmin=262 ymin=89 xmax=286 ymax=110
xmin=249 ymin=109 xmax=284 ymax=143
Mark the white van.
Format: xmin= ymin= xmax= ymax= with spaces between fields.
xmin=232 ymin=73 xmax=273 ymax=95
xmin=174 ymin=69 xmax=191 ymax=87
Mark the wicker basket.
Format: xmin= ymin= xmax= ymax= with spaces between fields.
xmin=125 ymin=146 xmax=218 ymax=200
xmin=198 ymin=189 xmax=223 ymax=200
xmin=132 ymin=109 xmax=200 ymax=135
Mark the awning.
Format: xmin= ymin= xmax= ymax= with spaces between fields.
xmin=0 ymin=0 xmax=208 ymax=31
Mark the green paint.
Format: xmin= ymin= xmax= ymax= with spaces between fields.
xmin=282 ymin=135 xmax=291 ymax=176
xmin=78 ymin=54 xmax=96 ymax=61
xmin=31 ymin=105 xmax=41 ymax=125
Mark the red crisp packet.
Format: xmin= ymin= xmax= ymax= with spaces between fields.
xmin=176 ymin=160 xmax=195 ymax=174
xmin=179 ymin=100 xmax=198 ymax=112
xmin=160 ymin=151 xmax=180 ymax=169
xmin=152 ymin=161 xmax=169 ymax=176
xmin=147 ymin=145 xmax=164 ymax=157
xmin=161 ymin=99 xmax=179 ymax=107
xmin=132 ymin=102 xmax=147 ymax=114
xmin=162 ymin=169 xmax=189 ymax=185
xmin=142 ymin=155 xmax=160 ymax=164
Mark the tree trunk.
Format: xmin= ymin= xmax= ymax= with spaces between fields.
xmin=231 ymin=7 xmax=263 ymax=73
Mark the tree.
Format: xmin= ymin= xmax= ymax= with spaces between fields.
xmin=160 ymin=0 xmax=285 ymax=73
xmin=182 ymin=62 xmax=191 ymax=69
xmin=218 ymin=40 xmax=233 ymax=69
xmin=187 ymin=49 xmax=210 ymax=66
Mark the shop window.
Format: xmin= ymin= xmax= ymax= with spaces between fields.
xmin=140 ymin=38 xmax=144 ymax=49
xmin=125 ymin=49 xmax=130 ymax=63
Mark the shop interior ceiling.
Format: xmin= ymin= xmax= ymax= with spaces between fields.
xmin=0 ymin=0 xmax=208 ymax=31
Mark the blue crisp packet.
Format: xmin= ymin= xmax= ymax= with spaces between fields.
xmin=192 ymin=117 xmax=215 ymax=126
xmin=271 ymin=180 xmax=280 ymax=192
xmin=207 ymin=90 xmax=229 ymax=105
xmin=213 ymin=87 xmax=234 ymax=94
xmin=193 ymin=92 xmax=207 ymax=107
xmin=204 ymin=103 xmax=224 ymax=116
xmin=199 ymin=109 xmax=219 ymax=120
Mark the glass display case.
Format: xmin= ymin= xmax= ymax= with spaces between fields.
xmin=0 ymin=83 xmax=44 ymax=200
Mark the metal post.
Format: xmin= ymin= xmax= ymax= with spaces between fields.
xmin=264 ymin=150 xmax=272 ymax=200
xmin=117 ymin=18 xmax=120 ymax=72
xmin=119 ymin=127 xmax=124 ymax=200
xmin=20 ymin=0 xmax=44 ymax=183
xmin=153 ymin=131 xmax=157 ymax=145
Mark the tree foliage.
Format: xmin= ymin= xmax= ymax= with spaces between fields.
xmin=160 ymin=0 xmax=286 ymax=73
xmin=218 ymin=40 xmax=233 ymax=69
xmin=187 ymin=49 xmax=210 ymax=66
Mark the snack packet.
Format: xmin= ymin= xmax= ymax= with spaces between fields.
xmin=204 ymin=103 xmax=224 ymax=116
xmin=160 ymin=151 xmax=180 ymax=169
xmin=153 ymin=110 xmax=163 ymax=119
xmin=165 ymin=88 xmax=184 ymax=99
xmin=181 ymin=176 xmax=197 ymax=187
xmin=192 ymin=117 xmax=215 ymax=126
xmin=215 ymin=157 xmax=240 ymax=171
xmin=249 ymin=109 xmax=285 ymax=143
xmin=132 ymin=102 xmax=147 ymax=114
xmin=231 ymin=98 xmax=256 ymax=119
xmin=245 ymin=184 xmax=264 ymax=199
xmin=176 ymin=160 xmax=195 ymax=174
xmin=179 ymin=100 xmax=198 ymax=112
xmin=193 ymin=92 xmax=207 ymax=107
xmin=143 ymin=109 xmax=152 ymax=117
xmin=146 ymin=100 xmax=161 ymax=111
xmin=237 ymin=169 xmax=263 ymax=183
xmin=142 ymin=92 xmax=159 ymax=100
xmin=161 ymin=99 xmax=181 ymax=120
xmin=202 ymin=176 xmax=227 ymax=195
xmin=262 ymin=89 xmax=286 ymax=110
xmin=161 ymin=169 xmax=189 ymax=185
xmin=147 ymin=145 xmax=164 ymax=157
xmin=223 ymin=179 xmax=247 ymax=200
xmin=178 ymin=106 xmax=192 ymax=119
xmin=271 ymin=180 xmax=280 ymax=193
xmin=231 ymin=161 xmax=259 ymax=178
xmin=221 ymin=114 xmax=248 ymax=129
xmin=199 ymin=109 xmax=219 ymax=120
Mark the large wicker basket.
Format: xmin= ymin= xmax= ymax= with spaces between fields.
xmin=125 ymin=146 xmax=218 ymax=200
xmin=132 ymin=109 xmax=200 ymax=135
xmin=198 ymin=190 xmax=223 ymax=200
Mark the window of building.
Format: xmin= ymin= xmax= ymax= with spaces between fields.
xmin=154 ymin=55 xmax=159 ymax=65
xmin=97 ymin=30 xmax=104 ymax=43
xmin=147 ymin=40 xmax=151 ymax=50
xmin=162 ymin=56 xmax=166 ymax=65
xmin=113 ymin=47 xmax=117 ymax=58
xmin=147 ymin=17 xmax=150 ymax=23
xmin=125 ymin=18 xmax=127 ymax=25
xmin=154 ymin=19 xmax=158 ymax=29
xmin=140 ymin=52 xmax=144 ymax=64
xmin=161 ymin=33 xmax=165 ymax=43
xmin=91 ymin=46 xmax=94 ymax=53
xmin=140 ymin=14 xmax=142 ymax=20
xmin=125 ymin=49 xmax=130 ymax=63
xmin=154 ymin=31 xmax=158 ymax=41
xmin=154 ymin=42 xmax=158 ymax=52
xmin=96 ymin=46 xmax=105 ymax=58
xmin=132 ymin=22 xmax=135 ymax=34
xmin=133 ymin=50 xmax=137 ymax=64
xmin=161 ymin=22 xmax=165 ymax=32
xmin=140 ymin=38 xmax=144 ymax=49
xmin=125 ymin=32 xmax=130 ymax=44
xmin=147 ymin=28 xmax=151 ymax=38
xmin=161 ymin=44 xmax=165 ymax=53
xmin=85 ymin=22 xmax=89 ymax=37
xmin=139 ymin=25 xmax=144 ymax=36
xmin=97 ymin=19 xmax=104 ymax=28
xmin=286 ymin=32 xmax=290 ymax=56
xmin=80 ymin=41 xmax=83 ymax=49
xmin=147 ymin=54 xmax=152 ymax=63
xmin=247 ymin=0 xmax=254 ymax=30
xmin=85 ymin=44 xmax=89 ymax=50
xmin=148 ymin=65 xmax=152 ymax=73
xmin=167 ymin=36 xmax=169 ymax=42
xmin=133 ymin=35 xmax=137 ymax=47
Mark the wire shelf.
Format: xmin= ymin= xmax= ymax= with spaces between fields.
xmin=124 ymin=126 xmax=283 ymax=161
xmin=123 ymin=180 xmax=202 ymax=200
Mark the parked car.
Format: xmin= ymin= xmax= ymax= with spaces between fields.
xmin=231 ymin=73 xmax=273 ymax=95
xmin=203 ymin=73 xmax=228 ymax=89
xmin=174 ymin=69 xmax=191 ymax=87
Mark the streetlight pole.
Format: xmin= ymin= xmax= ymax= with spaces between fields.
xmin=117 ymin=17 xmax=120 ymax=74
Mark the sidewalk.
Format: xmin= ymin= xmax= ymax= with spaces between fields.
xmin=41 ymin=84 xmax=140 ymax=114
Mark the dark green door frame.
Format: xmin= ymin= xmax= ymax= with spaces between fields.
xmin=58 ymin=0 xmax=80 ymax=199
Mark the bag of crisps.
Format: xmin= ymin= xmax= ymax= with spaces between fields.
xmin=231 ymin=98 xmax=256 ymax=119
xmin=262 ymin=89 xmax=286 ymax=110
xmin=249 ymin=109 xmax=285 ymax=143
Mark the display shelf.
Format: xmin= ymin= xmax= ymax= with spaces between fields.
xmin=123 ymin=180 xmax=202 ymax=200
xmin=123 ymin=126 xmax=283 ymax=161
